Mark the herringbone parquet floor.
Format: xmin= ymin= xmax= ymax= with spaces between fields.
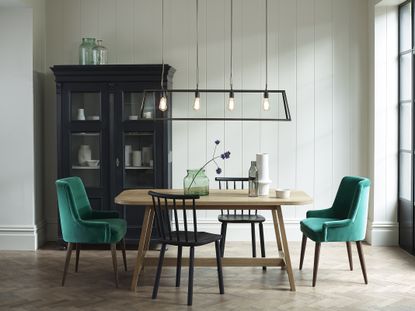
xmin=1 ymin=242 xmax=414 ymax=311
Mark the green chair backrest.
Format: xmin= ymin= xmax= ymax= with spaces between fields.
xmin=56 ymin=177 xmax=92 ymax=240
xmin=331 ymin=176 xmax=371 ymax=222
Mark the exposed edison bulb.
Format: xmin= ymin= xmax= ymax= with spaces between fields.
xmin=159 ymin=94 xmax=167 ymax=112
xmin=193 ymin=91 xmax=201 ymax=110
xmin=263 ymin=91 xmax=270 ymax=111
xmin=228 ymin=91 xmax=235 ymax=111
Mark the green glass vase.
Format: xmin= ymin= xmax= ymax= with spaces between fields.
xmin=183 ymin=169 xmax=209 ymax=196
xmin=79 ymin=38 xmax=96 ymax=65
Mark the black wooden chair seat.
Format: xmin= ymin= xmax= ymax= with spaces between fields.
xmin=218 ymin=214 xmax=266 ymax=223
xmin=158 ymin=231 xmax=222 ymax=246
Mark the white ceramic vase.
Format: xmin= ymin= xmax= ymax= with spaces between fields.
xmin=132 ymin=151 xmax=142 ymax=167
xmin=125 ymin=145 xmax=132 ymax=167
xmin=256 ymin=153 xmax=271 ymax=196
xmin=78 ymin=145 xmax=92 ymax=165
xmin=77 ymin=108 xmax=86 ymax=120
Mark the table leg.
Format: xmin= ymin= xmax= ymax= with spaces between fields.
xmin=271 ymin=209 xmax=283 ymax=252
xmin=130 ymin=206 xmax=154 ymax=291
xmin=274 ymin=207 xmax=296 ymax=291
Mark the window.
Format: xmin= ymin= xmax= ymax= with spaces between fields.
xmin=398 ymin=0 xmax=414 ymax=253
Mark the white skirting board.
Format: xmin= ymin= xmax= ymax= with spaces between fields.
xmin=0 ymin=221 xmax=46 ymax=250
xmin=365 ymin=221 xmax=399 ymax=246
xmin=43 ymin=220 xmax=399 ymax=246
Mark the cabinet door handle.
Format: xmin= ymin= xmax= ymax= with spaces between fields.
xmin=116 ymin=158 xmax=120 ymax=167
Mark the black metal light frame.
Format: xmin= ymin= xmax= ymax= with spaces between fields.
xmin=144 ymin=89 xmax=291 ymax=122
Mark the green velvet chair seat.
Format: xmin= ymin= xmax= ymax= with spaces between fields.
xmin=300 ymin=218 xmax=339 ymax=242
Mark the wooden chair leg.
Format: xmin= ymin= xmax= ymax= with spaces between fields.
xmin=61 ymin=242 xmax=73 ymax=286
xmin=346 ymin=241 xmax=353 ymax=271
xmin=176 ymin=246 xmax=182 ymax=287
xmin=220 ymin=222 xmax=227 ymax=257
xmin=75 ymin=243 xmax=80 ymax=272
xmin=215 ymin=240 xmax=225 ymax=294
xmin=251 ymin=223 xmax=257 ymax=258
xmin=121 ymin=238 xmax=127 ymax=271
xmin=188 ymin=246 xmax=195 ymax=306
xmin=259 ymin=222 xmax=266 ymax=270
xmin=356 ymin=241 xmax=368 ymax=284
xmin=110 ymin=243 xmax=119 ymax=288
xmin=312 ymin=242 xmax=321 ymax=287
xmin=299 ymin=234 xmax=307 ymax=270
xmin=152 ymin=243 xmax=166 ymax=299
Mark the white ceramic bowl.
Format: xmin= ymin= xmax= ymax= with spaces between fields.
xmin=86 ymin=160 xmax=100 ymax=167
xmin=87 ymin=115 xmax=100 ymax=120
xmin=275 ymin=189 xmax=290 ymax=199
xmin=128 ymin=115 xmax=139 ymax=120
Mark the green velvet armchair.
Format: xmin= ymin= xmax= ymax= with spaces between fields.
xmin=56 ymin=176 xmax=127 ymax=287
xmin=299 ymin=176 xmax=371 ymax=286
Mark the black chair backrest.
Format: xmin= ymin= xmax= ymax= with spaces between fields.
xmin=215 ymin=177 xmax=257 ymax=216
xmin=148 ymin=191 xmax=200 ymax=244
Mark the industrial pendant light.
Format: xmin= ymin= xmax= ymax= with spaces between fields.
xmin=193 ymin=0 xmax=201 ymax=110
xmin=159 ymin=0 xmax=168 ymax=112
xmin=228 ymin=0 xmax=235 ymax=111
xmin=149 ymin=0 xmax=291 ymax=122
xmin=263 ymin=0 xmax=270 ymax=111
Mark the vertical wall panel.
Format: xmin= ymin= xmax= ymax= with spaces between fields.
xmin=81 ymin=0 xmax=99 ymax=38
xmin=333 ymin=0 xmax=351 ymax=191
xmin=296 ymin=0 xmax=315 ymax=218
xmin=99 ymin=0 xmax=116 ymax=64
xmin=315 ymin=0 xmax=333 ymax=210
xmin=62 ymin=0 xmax=81 ymax=64
xmin=278 ymin=0 xmax=297 ymax=220
xmin=205 ymin=0 xmax=226 ymax=220
xmin=115 ymin=0 xmax=134 ymax=63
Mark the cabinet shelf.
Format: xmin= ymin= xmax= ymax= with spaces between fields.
xmin=72 ymin=165 xmax=100 ymax=170
xmin=125 ymin=166 xmax=153 ymax=170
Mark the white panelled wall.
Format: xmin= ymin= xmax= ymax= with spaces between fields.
xmin=43 ymin=0 xmax=372 ymax=242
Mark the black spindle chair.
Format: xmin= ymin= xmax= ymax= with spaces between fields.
xmin=216 ymin=177 xmax=267 ymax=270
xmin=149 ymin=191 xmax=224 ymax=306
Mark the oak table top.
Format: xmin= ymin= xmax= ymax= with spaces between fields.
xmin=114 ymin=189 xmax=313 ymax=208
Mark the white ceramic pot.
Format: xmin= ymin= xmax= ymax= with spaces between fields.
xmin=132 ymin=151 xmax=142 ymax=167
xmin=78 ymin=145 xmax=92 ymax=165
xmin=125 ymin=145 xmax=132 ymax=166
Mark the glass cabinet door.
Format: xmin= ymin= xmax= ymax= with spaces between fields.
xmin=70 ymin=133 xmax=101 ymax=187
xmin=123 ymin=92 xmax=155 ymax=120
xmin=123 ymin=132 xmax=154 ymax=188
xmin=71 ymin=92 xmax=101 ymax=121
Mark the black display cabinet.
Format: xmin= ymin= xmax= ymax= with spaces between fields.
xmin=51 ymin=64 xmax=175 ymax=246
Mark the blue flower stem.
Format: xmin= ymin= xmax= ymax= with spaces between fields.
xmin=187 ymin=156 xmax=220 ymax=190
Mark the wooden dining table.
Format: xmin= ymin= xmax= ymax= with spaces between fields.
xmin=114 ymin=189 xmax=312 ymax=292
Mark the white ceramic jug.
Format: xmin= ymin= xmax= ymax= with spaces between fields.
xmin=78 ymin=145 xmax=92 ymax=165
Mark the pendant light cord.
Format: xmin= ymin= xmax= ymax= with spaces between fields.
xmin=161 ymin=0 xmax=165 ymax=93
xmin=265 ymin=0 xmax=268 ymax=91
xmin=196 ymin=0 xmax=199 ymax=90
xmin=230 ymin=0 xmax=233 ymax=90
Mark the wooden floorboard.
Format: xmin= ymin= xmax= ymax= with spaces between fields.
xmin=1 ymin=242 xmax=415 ymax=310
